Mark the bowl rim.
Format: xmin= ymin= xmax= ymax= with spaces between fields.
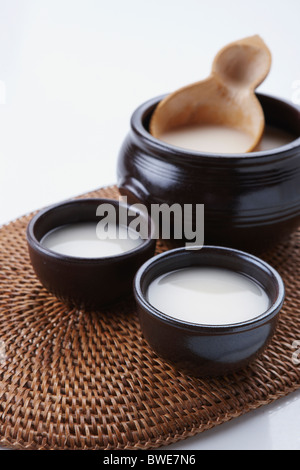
xmin=134 ymin=245 xmax=285 ymax=333
xmin=130 ymin=92 xmax=300 ymax=162
xmin=26 ymin=197 xmax=156 ymax=265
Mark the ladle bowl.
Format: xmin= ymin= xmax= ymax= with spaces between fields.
xmin=150 ymin=35 xmax=272 ymax=153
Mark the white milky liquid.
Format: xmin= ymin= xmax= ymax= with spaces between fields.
xmin=253 ymin=125 xmax=296 ymax=151
xmin=41 ymin=222 xmax=143 ymax=258
xmin=158 ymin=124 xmax=296 ymax=154
xmin=159 ymin=124 xmax=254 ymax=153
xmin=147 ymin=267 xmax=270 ymax=325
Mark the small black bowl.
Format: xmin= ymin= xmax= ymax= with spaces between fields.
xmin=134 ymin=246 xmax=285 ymax=377
xmin=27 ymin=198 xmax=156 ymax=310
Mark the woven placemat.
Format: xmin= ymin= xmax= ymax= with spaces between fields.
xmin=0 ymin=185 xmax=299 ymax=450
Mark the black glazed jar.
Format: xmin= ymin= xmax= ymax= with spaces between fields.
xmin=117 ymin=93 xmax=300 ymax=252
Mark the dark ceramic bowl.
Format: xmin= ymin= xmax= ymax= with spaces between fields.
xmin=134 ymin=246 xmax=285 ymax=377
xmin=117 ymin=93 xmax=300 ymax=252
xmin=27 ymin=198 xmax=156 ymax=310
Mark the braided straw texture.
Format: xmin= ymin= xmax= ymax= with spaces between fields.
xmin=0 ymin=185 xmax=299 ymax=450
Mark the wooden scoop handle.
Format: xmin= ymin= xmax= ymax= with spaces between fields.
xmin=212 ymin=35 xmax=272 ymax=91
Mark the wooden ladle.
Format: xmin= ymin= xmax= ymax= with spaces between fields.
xmin=149 ymin=35 xmax=272 ymax=153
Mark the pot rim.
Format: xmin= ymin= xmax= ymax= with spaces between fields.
xmin=130 ymin=93 xmax=300 ymax=163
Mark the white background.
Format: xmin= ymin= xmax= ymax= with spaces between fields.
xmin=0 ymin=0 xmax=299 ymax=450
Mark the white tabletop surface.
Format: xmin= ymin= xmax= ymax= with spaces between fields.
xmin=0 ymin=0 xmax=299 ymax=451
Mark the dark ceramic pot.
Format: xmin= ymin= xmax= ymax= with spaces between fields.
xmin=27 ymin=198 xmax=156 ymax=310
xmin=117 ymin=93 xmax=300 ymax=252
xmin=134 ymin=246 xmax=285 ymax=377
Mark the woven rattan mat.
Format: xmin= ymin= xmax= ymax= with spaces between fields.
xmin=0 ymin=185 xmax=299 ymax=450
